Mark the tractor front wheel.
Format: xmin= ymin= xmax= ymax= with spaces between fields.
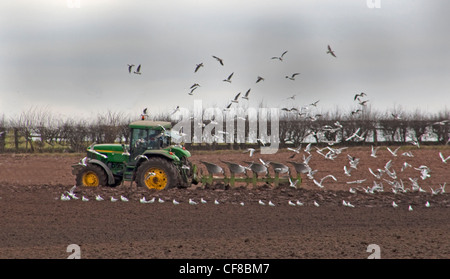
xmin=136 ymin=157 xmax=178 ymax=190
xmin=76 ymin=164 xmax=108 ymax=187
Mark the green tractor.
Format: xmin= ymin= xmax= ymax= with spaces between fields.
xmin=72 ymin=120 xmax=198 ymax=190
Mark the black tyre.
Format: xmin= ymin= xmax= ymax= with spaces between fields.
xmin=75 ymin=164 xmax=108 ymax=187
xmin=136 ymin=157 xmax=179 ymax=190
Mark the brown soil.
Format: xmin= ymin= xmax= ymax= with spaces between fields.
xmin=0 ymin=146 xmax=449 ymax=259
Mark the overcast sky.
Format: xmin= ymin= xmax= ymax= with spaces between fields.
xmin=1 ymin=0 xmax=449 ymax=121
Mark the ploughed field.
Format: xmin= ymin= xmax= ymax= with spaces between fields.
xmin=0 ymin=146 xmax=449 ymax=259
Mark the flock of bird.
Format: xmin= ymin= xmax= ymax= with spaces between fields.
xmin=119 ymin=45 xmax=449 ymax=211
xmin=179 ymin=46 xmax=339 ymax=113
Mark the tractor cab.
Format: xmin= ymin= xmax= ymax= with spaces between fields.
xmin=128 ymin=120 xmax=172 ymax=161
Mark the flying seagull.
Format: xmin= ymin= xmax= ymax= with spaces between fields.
xmin=133 ymin=64 xmax=142 ymax=75
xmin=242 ymin=88 xmax=251 ymax=100
xmin=194 ymin=63 xmax=203 ymax=73
xmin=287 ymin=94 xmax=296 ymax=100
xmin=212 ymin=55 xmax=224 ymax=66
xmin=223 ymin=72 xmax=234 ymax=83
xmin=313 ymin=174 xmax=337 ymax=188
xmin=387 ymin=146 xmax=401 ymax=157
xmin=370 ymin=145 xmax=380 ymax=158
xmin=439 ymin=152 xmax=450 ymax=163
xmin=285 ymin=73 xmax=300 ymax=80
xmin=256 ymin=76 xmax=265 ymax=83
xmin=271 ymin=50 xmax=288 ymax=61
xmin=326 ymin=45 xmax=336 ymax=57
xmin=354 ymin=92 xmax=367 ymax=101
xmin=127 ymin=64 xmax=135 ymax=73
xmin=231 ymin=92 xmax=241 ymax=103
xmin=188 ymin=86 xmax=198 ymax=95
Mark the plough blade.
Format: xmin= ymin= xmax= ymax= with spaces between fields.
xmin=196 ymin=160 xmax=304 ymax=188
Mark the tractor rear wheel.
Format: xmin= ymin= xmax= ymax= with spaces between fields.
xmin=136 ymin=157 xmax=178 ymax=190
xmin=76 ymin=164 xmax=108 ymax=187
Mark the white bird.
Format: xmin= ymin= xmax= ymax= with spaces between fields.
xmin=345 ymin=128 xmax=363 ymax=142
xmin=212 ymin=55 xmax=224 ymax=66
xmin=392 ymin=201 xmax=398 ymax=208
xmin=268 ymin=201 xmax=275 ymax=207
xmin=370 ymin=145 xmax=380 ymax=158
xmin=296 ymin=200 xmax=304 ymax=206
xmin=304 ymin=143 xmax=312 ymax=154
xmin=313 ymin=201 xmax=320 ymax=207
xmin=349 ymin=187 xmax=357 ymax=194
xmin=82 ymin=196 xmax=89 ymax=202
xmin=288 ymin=200 xmax=296 ymax=206
xmin=342 ymin=200 xmax=348 ymax=206
xmin=173 ymin=199 xmax=180 ymax=205
xmin=425 ymin=201 xmax=430 ymax=207
xmin=60 ymin=194 xmax=70 ymax=201
xmin=189 ymin=199 xmax=198 ymax=205
xmin=140 ymin=197 xmax=148 ymax=204
xmin=127 ymin=64 xmax=135 ymax=73
xmin=259 ymin=158 xmax=270 ymax=168
xmin=387 ymin=146 xmax=401 ymax=157
xmin=344 ymin=166 xmax=352 ymax=176
xmin=313 ymin=174 xmax=337 ymax=188
xmin=347 ymin=155 xmax=360 ymax=169
xmin=158 ymin=198 xmax=165 ymax=203
xmin=133 ymin=64 xmax=142 ymax=75
xmin=326 ymin=45 xmax=336 ymax=57
xmin=240 ymin=202 xmax=245 ymax=206
xmin=439 ymin=152 xmax=450 ymax=163
xmin=120 ymin=195 xmax=129 ymax=202
xmin=147 ymin=197 xmax=155 ymax=203
xmin=402 ymin=151 xmax=414 ymax=158
xmin=285 ymin=73 xmax=300 ymax=80
xmin=439 ymin=182 xmax=447 ymax=193
xmin=289 ymin=177 xmax=299 ymax=189
xmin=201 ymin=198 xmax=207 ymax=204
xmin=214 ymin=199 xmax=220 ymax=205
xmin=258 ymin=200 xmax=266 ymax=206
xmin=401 ymin=162 xmax=412 ymax=172
xmin=242 ymin=88 xmax=251 ymax=100
xmin=408 ymin=205 xmax=413 ymax=211
xmin=347 ymin=202 xmax=355 ymax=208
xmin=346 ymin=179 xmax=367 ymax=184
xmin=95 ymin=195 xmax=104 ymax=201
xmin=271 ymin=50 xmax=288 ymax=61
xmin=223 ymin=72 xmax=234 ymax=83
xmin=369 ymin=167 xmax=383 ymax=179
xmin=287 ymin=145 xmax=302 ymax=154
xmin=244 ymin=148 xmax=255 ymax=157
xmin=111 ymin=197 xmax=118 ymax=202
xmin=66 ymin=185 xmax=78 ymax=199
xmin=256 ymin=76 xmax=265 ymax=83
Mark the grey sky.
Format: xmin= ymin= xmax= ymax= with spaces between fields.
xmin=1 ymin=0 xmax=449 ymax=120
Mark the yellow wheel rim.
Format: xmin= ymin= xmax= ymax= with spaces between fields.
xmin=82 ymin=171 xmax=99 ymax=187
xmin=144 ymin=167 xmax=168 ymax=190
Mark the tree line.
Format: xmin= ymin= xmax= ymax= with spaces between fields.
xmin=0 ymin=106 xmax=448 ymax=153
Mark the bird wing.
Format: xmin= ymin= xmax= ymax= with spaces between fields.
xmin=234 ymin=92 xmax=241 ymax=100
xmin=281 ymin=50 xmax=288 ymax=57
